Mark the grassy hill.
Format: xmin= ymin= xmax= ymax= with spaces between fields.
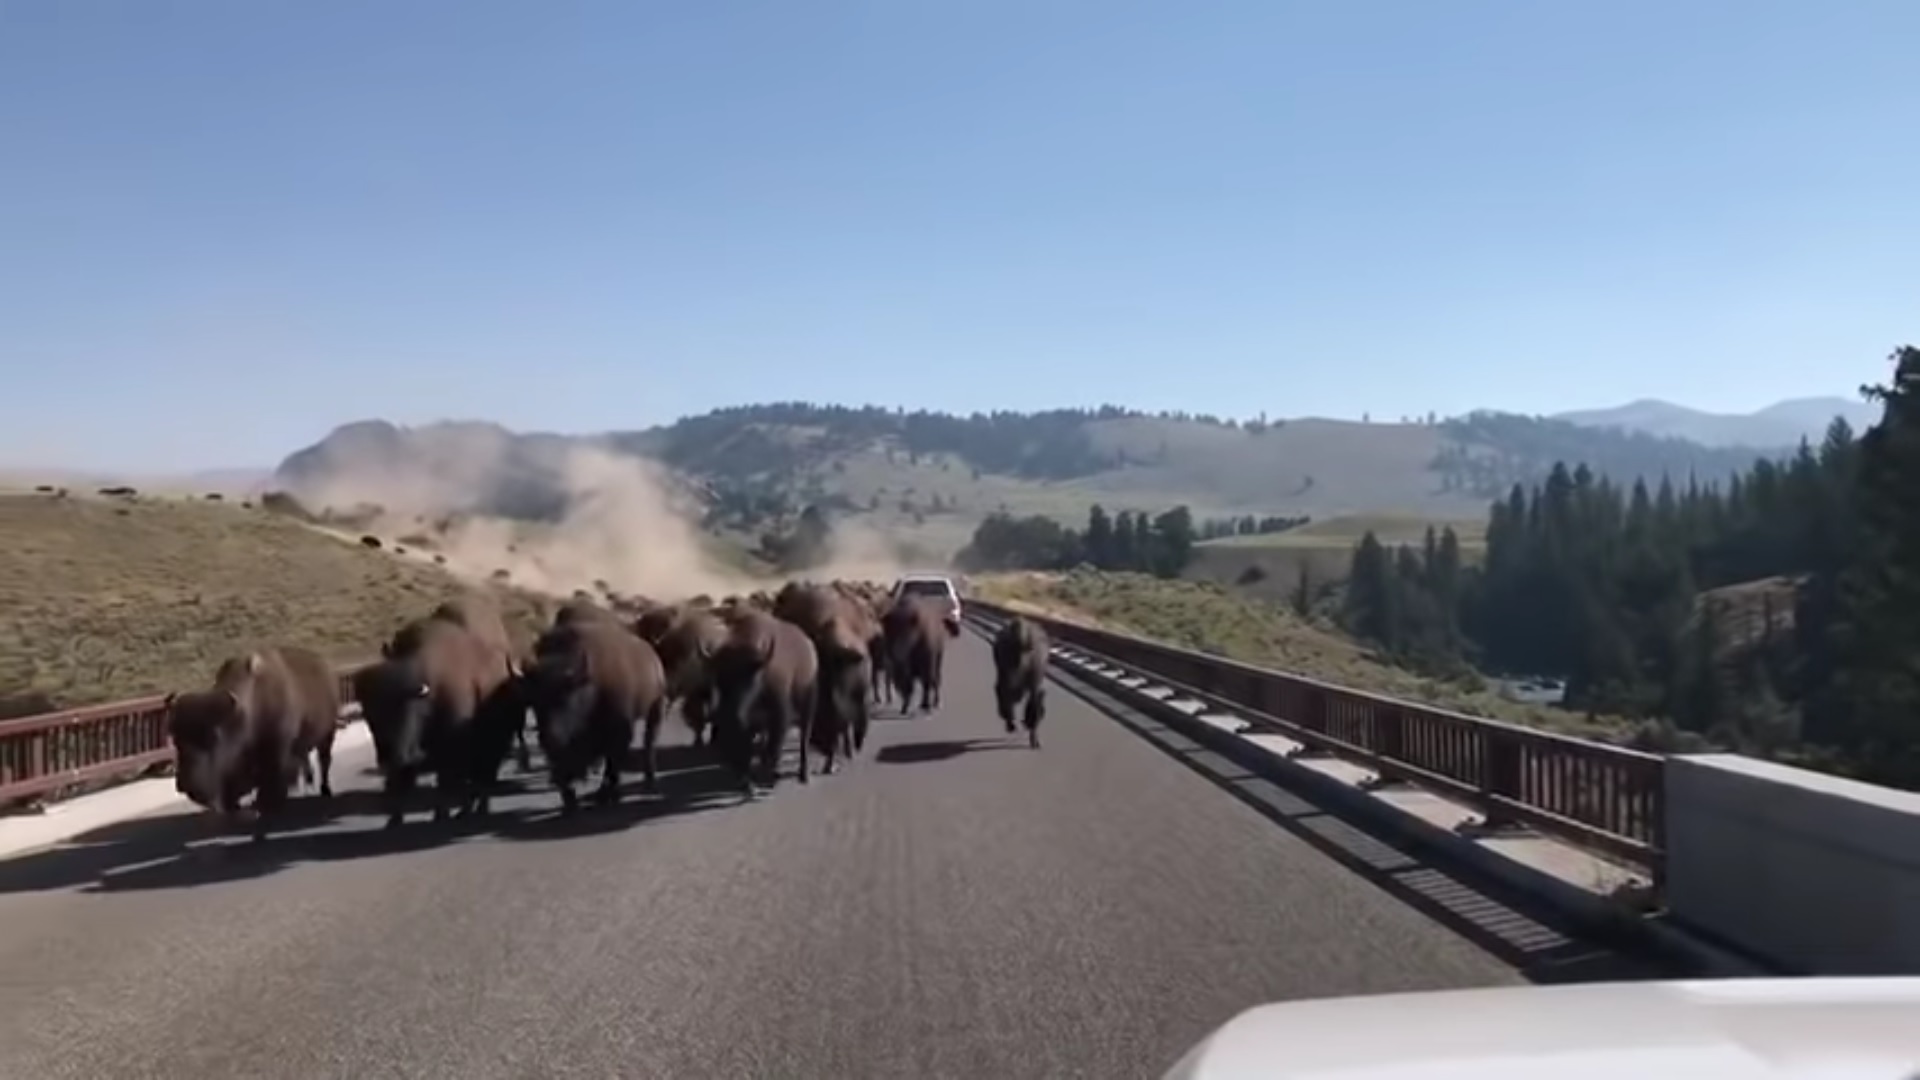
xmin=275 ymin=404 xmax=1792 ymax=565
xmin=0 ymin=490 xmax=568 ymax=714
xmin=971 ymin=569 xmax=1634 ymax=742
xmin=1183 ymin=513 xmax=1488 ymax=601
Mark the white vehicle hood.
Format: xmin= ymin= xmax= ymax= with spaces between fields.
xmin=1161 ymin=977 xmax=1920 ymax=1080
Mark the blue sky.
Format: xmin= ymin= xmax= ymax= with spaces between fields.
xmin=3 ymin=1 xmax=1916 ymax=471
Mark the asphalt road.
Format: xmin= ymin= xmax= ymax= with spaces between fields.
xmin=0 ymin=629 xmax=1668 ymax=1080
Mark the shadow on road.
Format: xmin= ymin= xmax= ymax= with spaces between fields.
xmin=875 ymin=737 xmax=1023 ymax=765
xmin=1042 ymin=663 xmax=1695 ymax=987
xmin=0 ymin=742 xmax=750 ymax=897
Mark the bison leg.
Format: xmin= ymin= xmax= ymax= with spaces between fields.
xmin=514 ymin=723 xmax=533 ymax=773
xmin=315 ymin=733 xmax=336 ymax=799
xmin=917 ymin=663 xmax=935 ymax=714
xmin=639 ymin=699 xmax=664 ymax=792
xmin=1024 ymin=681 xmax=1046 ymax=748
xmin=252 ymin=767 xmax=291 ymax=844
xmin=432 ymin=770 xmax=457 ymax=823
xmin=713 ymin=722 xmax=755 ymax=798
xmin=792 ymin=705 xmax=811 ymax=786
xmin=759 ymin=700 xmax=792 ymax=789
xmin=995 ymin=679 xmax=1019 ymax=732
xmin=594 ymin=744 xmax=623 ymax=807
xmin=383 ymin=770 xmax=416 ymax=829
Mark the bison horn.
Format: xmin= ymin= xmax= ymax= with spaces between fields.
xmin=163 ymin=691 xmax=177 ymax=710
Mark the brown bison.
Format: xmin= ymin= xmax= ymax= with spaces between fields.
xmin=353 ymin=617 xmax=519 ymax=828
xmin=430 ymin=594 xmax=532 ymax=769
xmin=166 ymin=645 xmax=341 ymax=840
xmin=991 ymin=616 xmax=1050 ymax=749
xmin=653 ymin=606 xmax=729 ymax=748
xmin=773 ymin=583 xmax=874 ymax=772
xmin=519 ymin=620 xmax=669 ymax=814
xmin=709 ymin=608 xmax=819 ymax=794
xmin=827 ymin=580 xmax=894 ymax=710
xmin=632 ymin=603 xmax=680 ymax=647
xmin=552 ymin=596 xmax=619 ymax=630
xmin=881 ymin=595 xmax=948 ymax=713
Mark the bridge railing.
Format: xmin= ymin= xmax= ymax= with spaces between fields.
xmin=966 ymin=599 xmax=1665 ymax=876
xmin=0 ymin=665 xmax=370 ymax=810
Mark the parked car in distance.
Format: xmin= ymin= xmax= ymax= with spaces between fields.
xmin=891 ymin=572 xmax=963 ymax=637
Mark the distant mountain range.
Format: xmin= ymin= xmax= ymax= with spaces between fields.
xmin=1553 ymin=396 xmax=1879 ymax=450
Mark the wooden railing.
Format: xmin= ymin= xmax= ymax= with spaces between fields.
xmin=0 ymin=666 xmax=369 ymax=810
xmin=967 ymin=600 xmax=1665 ymax=874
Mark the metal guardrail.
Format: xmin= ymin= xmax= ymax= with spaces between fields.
xmin=967 ymin=599 xmax=1665 ymax=875
xmin=0 ymin=665 xmax=371 ymax=810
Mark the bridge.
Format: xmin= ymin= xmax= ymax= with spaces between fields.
xmin=0 ymin=600 xmax=1912 ymax=1079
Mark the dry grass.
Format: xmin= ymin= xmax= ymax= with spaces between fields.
xmin=972 ymin=569 xmax=1634 ymax=742
xmin=1697 ymin=575 xmax=1801 ymax=653
xmin=0 ymin=493 xmax=557 ymax=712
xmin=1184 ymin=513 xmax=1489 ymax=601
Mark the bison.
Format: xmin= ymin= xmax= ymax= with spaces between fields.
xmin=880 ymin=595 xmax=947 ymax=714
xmin=552 ymin=596 xmax=619 ymax=631
xmin=652 ymin=606 xmax=729 ymax=749
xmin=519 ymin=620 xmax=669 ymax=814
xmin=709 ymin=608 xmax=818 ymax=794
xmin=991 ymin=616 xmax=1050 ymax=749
xmin=165 ymin=645 xmax=341 ymax=840
xmin=773 ymin=583 xmax=874 ymax=772
xmin=429 ymin=594 xmax=533 ymax=770
xmin=353 ymin=617 xmax=518 ymax=828
xmin=632 ymin=603 xmax=680 ymax=647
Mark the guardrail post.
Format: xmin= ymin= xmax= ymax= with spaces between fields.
xmin=1481 ymin=734 xmax=1524 ymax=830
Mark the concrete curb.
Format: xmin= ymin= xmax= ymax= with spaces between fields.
xmin=0 ymin=723 xmax=375 ymax=863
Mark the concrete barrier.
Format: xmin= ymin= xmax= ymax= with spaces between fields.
xmin=1666 ymin=753 xmax=1920 ymax=975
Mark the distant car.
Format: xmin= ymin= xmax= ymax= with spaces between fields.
xmin=891 ymin=573 xmax=963 ymax=636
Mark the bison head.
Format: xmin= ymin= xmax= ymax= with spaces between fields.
xmin=517 ymin=650 xmax=596 ymax=755
xmin=707 ymin=630 xmax=776 ymax=744
xmin=352 ymin=661 xmax=432 ymax=772
xmin=165 ymin=689 xmax=249 ymax=811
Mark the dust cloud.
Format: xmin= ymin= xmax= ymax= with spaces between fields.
xmin=276 ymin=425 xmax=908 ymax=603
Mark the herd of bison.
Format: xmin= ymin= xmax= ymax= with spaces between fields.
xmin=161 ymin=581 xmax=1052 ymax=841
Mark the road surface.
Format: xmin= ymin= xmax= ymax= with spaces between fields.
xmin=0 ymin=628 xmax=1672 ymax=1079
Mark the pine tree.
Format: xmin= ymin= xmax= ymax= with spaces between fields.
xmin=1823 ymin=346 xmax=1920 ymax=782
xmin=1084 ymin=505 xmax=1114 ymax=568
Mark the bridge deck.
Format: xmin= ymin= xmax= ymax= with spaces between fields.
xmin=0 ymin=631 xmax=1667 ymax=1079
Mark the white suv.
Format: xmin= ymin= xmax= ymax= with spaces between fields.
xmin=891 ymin=573 xmax=962 ymax=636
